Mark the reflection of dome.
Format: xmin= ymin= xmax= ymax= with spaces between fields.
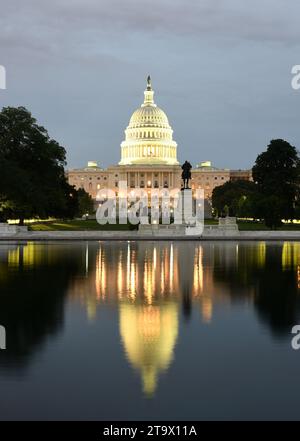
xmin=119 ymin=76 xmax=179 ymax=165
xmin=119 ymin=302 xmax=178 ymax=396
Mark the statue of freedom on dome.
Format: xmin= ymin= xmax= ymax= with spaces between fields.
xmin=147 ymin=75 xmax=151 ymax=89
xmin=181 ymin=160 xmax=192 ymax=190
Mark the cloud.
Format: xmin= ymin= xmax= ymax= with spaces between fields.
xmin=1 ymin=0 xmax=300 ymax=169
xmin=1 ymin=0 xmax=300 ymax=55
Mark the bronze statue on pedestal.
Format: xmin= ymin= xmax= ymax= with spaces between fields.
xmin=181 ymin=160 xmax=192 ymax=190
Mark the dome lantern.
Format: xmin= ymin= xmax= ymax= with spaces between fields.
xmin=142 ymin=75 xmax=156 ymax=107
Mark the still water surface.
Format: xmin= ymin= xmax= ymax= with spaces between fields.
xmin=0 ymin=240 xmax=300 ymax=420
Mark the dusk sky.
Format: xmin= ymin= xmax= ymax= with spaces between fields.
xmin=1 ymin=0 xmax=300 ymax=169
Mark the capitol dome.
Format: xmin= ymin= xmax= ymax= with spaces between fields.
xmin=119 ymin=76 xmax=179 ymax=165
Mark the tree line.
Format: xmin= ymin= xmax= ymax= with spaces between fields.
xmin=0 ymin=106 xmax=93 ymax=224
xmin=212 ymin=139 xmax=300 ymax=228
xmin=1 ymin=106 xmax=299 ymax=229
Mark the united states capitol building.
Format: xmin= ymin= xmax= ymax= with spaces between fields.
xmin=68 ymin=76 xmax=251 ymax=203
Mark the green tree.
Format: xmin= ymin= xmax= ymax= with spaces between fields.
xmin=212 ymin=180 xmax=257 ymax=217
xmin=0 ymin=106 xmax=77 ymax=224
xmin=252 ymin=139 xmax=300 ymax=228
xmin=77 ymin=188 xmax=94 ymax=217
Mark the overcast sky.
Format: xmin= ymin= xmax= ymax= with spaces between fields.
xmin=0 ymin=0 xmax=300 ymax=169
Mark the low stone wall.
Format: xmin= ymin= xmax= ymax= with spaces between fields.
xmin=0 ymin=223 xmax=17 ymax=235
xmin=138 ymin=223 xmax=186 ymax=236
xmin=138 ymin=217 xmax=239 ymax=237
xmin=0 ymin=230 xmax=300 ymax=241
xmin=1 ymin=218 xmax=300 ymax=241
xmin=0 ymin=223 xmax=28 ymax=236
xmin=239 ymin=231 xmax=300 ymax=239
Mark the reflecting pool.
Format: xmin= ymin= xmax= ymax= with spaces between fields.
xmin=0 ymin=241 xmax=300 ymax=420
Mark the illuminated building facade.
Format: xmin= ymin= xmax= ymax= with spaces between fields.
xmin=67 ymin=77 xmax=252 ymax=200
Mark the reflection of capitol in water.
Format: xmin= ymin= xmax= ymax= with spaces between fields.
xmin=69 ymin=241 xmax=279 ymax=396
xmin=71 ymin=241 xmax=251 ymax=318
xmin=1 ymin=241 xmax=300 ymax=396
xmin=94 ymin=243 xmax=179 ymax=303
xmin=68 ymin=241 xmax=300 ymax=396
xmin=3 ymin=241 xmax=299 ymax=396
xmin=119 ymin=302 xmax=178 ymax=396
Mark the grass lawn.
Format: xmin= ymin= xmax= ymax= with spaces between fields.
xmin=237 ymin=220 xmax=300 ymax=231
xmin=28 ymin=220 xmax=138 ymax=231
xmin=27 ymin=219 xmax=300 ymax=231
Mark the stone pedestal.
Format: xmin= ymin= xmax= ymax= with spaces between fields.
xmin=203 ymin=217 xmax=239 ymax=237
xmin=218 ymin=216 xmax=239 ymax=233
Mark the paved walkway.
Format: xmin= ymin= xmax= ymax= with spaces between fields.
xmin=1 ymin=230 xmax=300 ymax=241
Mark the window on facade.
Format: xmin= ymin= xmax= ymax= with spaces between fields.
xmin=154 ymin=181 xmax=159 ymax=188
xmin=140 ymin=181 xmax=144 ymax=188
xmin=115 ymin=182 xmax=118 ymax=187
